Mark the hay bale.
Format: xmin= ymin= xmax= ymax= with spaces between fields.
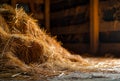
xmin=0 ymin=4 xmax=90 ymax=75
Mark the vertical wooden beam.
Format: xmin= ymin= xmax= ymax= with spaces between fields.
xmin=45 ymin=0 xmax=50 ymax=31
xmin=11 ymin=0 xmax=16 ymax=7
xmin=90 ymin=0 xmax=99 ymax=54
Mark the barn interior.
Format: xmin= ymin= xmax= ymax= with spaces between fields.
xmin=0 ymin=0 xmax=120 ymax=81
xmin=1 ymin=0 xmax=120 ymax=56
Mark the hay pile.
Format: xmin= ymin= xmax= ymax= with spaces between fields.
xmin=0 ymin=4 xmax=90 ymax=76
xmin=1 ymin=5 xmax=120 ymax=79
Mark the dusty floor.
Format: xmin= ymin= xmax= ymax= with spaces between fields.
xmin=48 ymin=72 xmax=120 ymax=81
xmin=1 ymin=57 xmax=120 ymax=81
xmin=1 ymin=71 xmax=120 ymax=81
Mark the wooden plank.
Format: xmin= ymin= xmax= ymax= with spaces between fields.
xmin=12 ymin=0 xmax=44 ymax=4
xmin=11 ymin=0 xmax=16 ymax=7
xmin=51 ymin=0 xmax=64 ymax=4
xmin=99 ymin=1 xmax=120 ymax=32
xmin=34 ymin=0 xmax=44 ymax=4
xmin=56 ymin=33 xmax=89 ymax=44
xmin=45 ymin=0 xmax=50 ymax=31
xmin=51 ymin=5 xmax=88 ymax=19
xmin=63 ymin=43 xmax=89 ymax=54
xmin=63 ymin=43 xmax=120 ymax=54
xmin=51 ymin=23 xmax=89 ymax=35
xmin=30 ymin=0 xmax=44 ymax=13
xmin=100 ymin=21 xmax=120 ymax=32
xmin=99 ymin=31 xmax=120 ymax=43
xmin=90 ymin=0 xmax=99 ymax=54
xmin=51 ymin=0 xmax=63 ymax=4
xmin=33 ymin=13 xmax=44 ymax=20
xmin=99 ymin=43 xmax=120 ymax=55
xmin=51 ymin=13 xmax=88 ymax=27
xmin=51 ymin=0 xmax=89 ymax=12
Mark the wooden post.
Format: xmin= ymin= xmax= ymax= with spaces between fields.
xmin=90 ymin=0 xmax=99 ymax=54
xmin=11 ymin=0 xmax=16 ymax=7
xmin=45 ymin=0 xmax=50 ymax=31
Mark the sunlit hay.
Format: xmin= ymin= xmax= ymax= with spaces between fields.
xmin=0 ymin=5 xmax=90 ymax=74
xmin=12 ymin=34 xmax=51 ymax=64
xmin=0 ymin=15 xmax=10 ymax=33
xmin=1 ymin=5 xmax=120 ymax=76
xmin=0 ymin=27 xmax=10 ymax=55
xmin=5 ymin=52 xmax=30 ymax=71
xmin=85 ymin=57 xmax=120 ymax=73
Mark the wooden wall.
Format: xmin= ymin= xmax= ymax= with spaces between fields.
xmin=50 ymin=0 xmax=90 ymax=54
xmin=1 ymin=0 xmax=120 ymax=56
xmin=51 ymin=0 xmax=120 ymax=56
xmin=99 ymin=0 xmax=120 ymax=56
